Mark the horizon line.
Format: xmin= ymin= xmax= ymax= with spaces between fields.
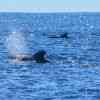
xmin=0 ymin=9 xmax=100 ymax=13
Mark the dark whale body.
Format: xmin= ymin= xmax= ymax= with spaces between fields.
xmin=48 ymin=32 xmax=68 ymax=39
xmin=10 ymin=50 xmax=48 ymax=63
xmin=60 ymin=33 xmax=68 ymax=38
xmin=33 ymin=50 xmax=48 ymax=63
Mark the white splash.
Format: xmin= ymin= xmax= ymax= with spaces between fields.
xmin=6 ymin=31 xmax=29 ymax=55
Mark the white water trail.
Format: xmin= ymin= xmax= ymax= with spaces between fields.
xmin=6 ymin=31 xmax=29 ymax=55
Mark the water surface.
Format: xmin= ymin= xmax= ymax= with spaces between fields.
xmin=0 ymin=12 xmax=100 ymax=100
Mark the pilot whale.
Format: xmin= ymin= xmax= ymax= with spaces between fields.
xmin=9 ymin=50 xmax=49 ymax=63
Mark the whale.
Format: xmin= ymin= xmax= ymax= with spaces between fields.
xmin=48 ymin=32 xmax=68 ymax=39
xmin=9 ymin=50 xmax=49 ymax=63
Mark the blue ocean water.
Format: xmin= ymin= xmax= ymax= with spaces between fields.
xmin=0 ymin=12 xmax=100 ymax=100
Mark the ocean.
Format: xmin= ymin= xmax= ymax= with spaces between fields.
xmin=0 ymin=12 xmax=100 ymax=100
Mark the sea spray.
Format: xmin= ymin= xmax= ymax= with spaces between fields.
xmin=6 ymin=31 xmax=29 ymax=55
